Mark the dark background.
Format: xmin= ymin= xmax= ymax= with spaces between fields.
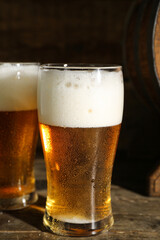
xmin=0 ymin=0 xmax=160 ymax=194
xmin=0 ymin=0 xmax=131 ymax=64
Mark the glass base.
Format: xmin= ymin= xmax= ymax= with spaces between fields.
xmin=0 ymin=191 xmax=38 ymax=210
xmin=43 ymin=210 xmax=114 ymax=237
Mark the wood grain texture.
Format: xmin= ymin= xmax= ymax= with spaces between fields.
xmin=154 ymin=3 xmax=160 ymax=85
xmin=0 ymin=0 xmax=132 ymax=64
xmin=124 ymin=0 xmax=160 ymax=114
xmin=123 ymin=0 xmax=160 ymax=196
xmin=0 ymin=158 xmax=159 ymax=239
xmin=149 ymin=164 xmax=160 ymax=196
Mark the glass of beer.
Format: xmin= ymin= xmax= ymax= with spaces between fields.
xmin=0 ymin=63 xmax=39 ymax=210
xmin=38 ymin=64 xmax=124 ymax=236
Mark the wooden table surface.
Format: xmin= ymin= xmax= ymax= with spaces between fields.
xmin=0 ymin=158 xmax=160 ymax=240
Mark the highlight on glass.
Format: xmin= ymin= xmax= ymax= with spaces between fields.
xmin=0 ymin=62 xmax=39 ymax=210
xmin=38 ymin=64 xmax=124 ymax=236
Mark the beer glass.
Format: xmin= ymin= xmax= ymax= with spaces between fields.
xmin=0 ymin=63 xmax=39 ymax=210
xmin=38 ymin=64 xmax=124 ymax=236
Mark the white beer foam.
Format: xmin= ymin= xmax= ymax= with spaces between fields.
xmin=0 ymin=63 xmax=38 ymax=111
xmin=38 ymin=69 xmax=124 ymax=127
xmin=53 ymin=215 xmax=93 ymax=224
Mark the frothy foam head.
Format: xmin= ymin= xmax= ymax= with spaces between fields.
xmin=52 ymin=215 xmax=93 ymax=224
xmin=0 ymin=63 xmax=39 ymax=111
xmin=38 ymin=67 xmax=124 ymax=128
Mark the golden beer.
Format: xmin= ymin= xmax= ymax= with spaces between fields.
xmin=0 ymin=63 xmax=39 ymax=210
xmin=0 ymin=110 xmax=38 ymax=199
xmin=40 ymin=124 xmax=120 ymax=223
xmin=38 ymin=64 xmax=124 ymax=236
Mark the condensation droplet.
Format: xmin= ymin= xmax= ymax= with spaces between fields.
xmin=74 ymin=84 xmax=79 ymax=88
xmin=65 ymin=82 xmax=71 ymax=87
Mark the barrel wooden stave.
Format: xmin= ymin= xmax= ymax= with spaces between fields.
xmin=124 ymin=0 xmax=160 ymax=114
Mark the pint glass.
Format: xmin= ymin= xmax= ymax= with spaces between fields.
xmin=0 ymin=63 xmax=39 ymax=210
xmin=38 ymin=64 xmax=124 ymax=236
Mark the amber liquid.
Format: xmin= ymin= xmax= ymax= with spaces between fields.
xmin=40 ymin=123 xmax=120 ymax=228
xmin=0 ymin=110 xmax=38 ymax=199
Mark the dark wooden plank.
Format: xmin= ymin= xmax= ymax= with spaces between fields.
xmin=0 ymin=0 xmax=132 ymax=64
xmin=0 ymin=229 xmax=159 ymax=240
xmin=112 ymin=185 xmax=160 ymax=216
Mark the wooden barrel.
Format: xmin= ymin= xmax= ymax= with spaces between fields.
xmin=124 ymin=0 xmax=160 ymax=114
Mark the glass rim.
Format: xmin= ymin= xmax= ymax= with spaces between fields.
xmin=0 ymin=62 xmax=40 ymax=66
xmin=40 ymin=63 xmax=122 ymax=71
